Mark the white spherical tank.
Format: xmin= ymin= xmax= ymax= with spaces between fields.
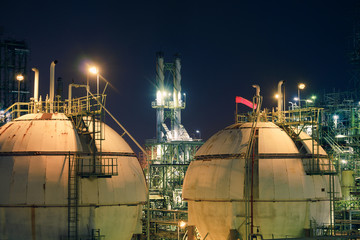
xmin=0 ymin=113 xmax=147 ymax=240
xmin=183 ymin=122 xmax=341 ymax=240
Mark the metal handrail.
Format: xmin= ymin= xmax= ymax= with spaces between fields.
xmin=0 ymin=94 xmax=106 ymax=125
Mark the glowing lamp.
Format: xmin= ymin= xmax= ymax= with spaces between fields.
xmin=16 ymin=74 xmax=24 ymax=81
xmin=179 ymin=220 xmax=187 ymax=228
xmin=89 ymin=66 xmax=98 ymax=74
xmin=298 ymin=83 xmax=305 ymax=90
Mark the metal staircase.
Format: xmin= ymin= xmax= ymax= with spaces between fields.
xmin=66 ymin=94 xmax=118 ymax=240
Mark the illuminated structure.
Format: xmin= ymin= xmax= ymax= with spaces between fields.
xmin=144 ymin=52 xmax=203 ymax=239
xmin=0 ymin=62 xmax=147 ymax=240
xmin=183 ymin=84 xmax=341 ymax=240
xmin=0 ymin=39 xmax=29 ymax=109
xmin=317 ymin=90 xmax=360 ymax=233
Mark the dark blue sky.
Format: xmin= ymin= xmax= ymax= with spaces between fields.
xmin=0 ymin=0 xmax=356 ymax=152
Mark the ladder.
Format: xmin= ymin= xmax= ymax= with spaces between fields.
xmin=68 ymin=153 xmax=78 ymax=240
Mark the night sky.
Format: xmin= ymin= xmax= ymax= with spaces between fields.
xmin=0 ymin=0 xmax=356 ymax=152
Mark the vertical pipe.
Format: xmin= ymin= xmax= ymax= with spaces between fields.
xmin=277 ymin=80 xmax=284 ymax=121
xmin=252 ymin=85 xmax=260 ymax=111
xmin=32 ymin=68 xmax=39 ymax=114
xmin=68 ymin=84 xmax=73 ymax=114
xmin=174 ymin=54 xmax=182 ymax=96
xmin=156 ymin=52 xmax=165 ymax=142
xmin=32 ymin=68 xmax=39 ymax=102
xmin=252 ymin=85 xmax=260 ymax=97
xmin=49 ymin=60 xmax=58 ymax=112
xmin=250 ymin=137 xmax=255 ymax=235
xmin=174 ymin=54 xmax=182 ymax=139
xmin=156 ymin=52 xmax=165 ymax=89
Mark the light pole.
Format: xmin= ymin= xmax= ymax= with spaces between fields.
xmin=298 ymin=83 xmax=305 ymax=108
xmin=16 ymin=74 xmax=24 ymax=102
xmin=89 ymin=66 xmax=99 ymax=96
xmin=178 ymin=220 xmax=186 ymax=240
xmin=196 ymin=130 xmax=201 ymax=139
xmin=16 ymin=74 xmax=24 ymax=117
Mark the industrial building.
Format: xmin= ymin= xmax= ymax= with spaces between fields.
xmin=1 ymin=42 xmax=360 ymax=240
xmin=143 ymin=52 xmax=203 ymax=239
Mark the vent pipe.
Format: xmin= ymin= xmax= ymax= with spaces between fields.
xmin=32 ymin=68 xmax=39 ymax=102
xmin=277 ymin=80 xmax=284 ymax=115
xmin=50 ymin=61 xmax=57 ymax=101
xmin=252 ymin=84 xmax=261 ymax=115
xmin=173 ymin=54 xmax=182 ymax=140
xmin=156 ymin=52 xmax=165 ymax=142
xmin=252 ymin=84 xmax=260 ymax=97
xmin=49 ymin=60 xmax=57 ymax=112
xmin=174 ymin=54 xmax=181 ymax=95
xmin=156 ymin=52 xmax=165 ymax=90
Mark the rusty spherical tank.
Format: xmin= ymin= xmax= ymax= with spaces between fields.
xmin=183 ymin=122 xmax=340 ymax=240
xmin=0 ymin=113 xmax=147 ymax=240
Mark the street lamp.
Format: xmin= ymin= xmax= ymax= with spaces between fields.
xmin=178 ymin=220 xmax=187 ymax=240
xmin=297 ymin=83 xmax=305 ymax=108
xmin=195 ymin=130 xmax=201 ymax=139
xmin=89 ymin=66 xmax=99 ymax=95
xmin=16 ymin=74 xmax=24 ymax=103
xmin=16 ymin=74 xmax=24 ymax=117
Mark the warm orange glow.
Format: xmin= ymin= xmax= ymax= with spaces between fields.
xmin=274 ymin=94 xmax=279 ymax=99
xmin=298 ymin=83 xmax=305 ymax=90
xmin=16 ymin=74 xmax=24 ymax=81
xmin=89 ymin=66 xmax=99 ymax=74
xmin=179 ymin=220 xmax=187 ymax=228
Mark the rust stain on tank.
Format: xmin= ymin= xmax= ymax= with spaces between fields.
xmin=40 ymin=113 xmax=53 ymax=120
xmin=22 ymin=122 xmax=33 ymax=139
xmin=0 ymin=122 xmax=13 ymax=135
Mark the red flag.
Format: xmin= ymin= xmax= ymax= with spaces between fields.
xmin=235 ymin=96 xmax=257 ymax=109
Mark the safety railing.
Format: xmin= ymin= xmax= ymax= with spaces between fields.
xmin=0 ymin=94 xmax=106 ymax=124
xmin=302 ymin=157 xmax=337 ymax=175
xmin=151 ymin=100 xmax=185 ymax=109
xmin=77 ymin=155 xmax=118 ymax=178
xmin=147 ymin=209 xmax=188 ymax=225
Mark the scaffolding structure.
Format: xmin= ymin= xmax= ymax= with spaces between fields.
xmin=317 ymin=90 xmax=360 ymax=235
xmin=143 ymin=53 xmax=203 ymax=239
xmin=0 ymin=39 xmax=30 ymax=109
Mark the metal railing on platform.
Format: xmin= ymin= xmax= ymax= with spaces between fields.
xmin=0 ymin=94 xmax=106 ymax=124
xmin=77 ymin=155 xmax=118 ymax=178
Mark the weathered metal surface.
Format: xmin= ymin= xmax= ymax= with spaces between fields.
xmin=183 ymin=122 xmax=341 ymax=240
xmin=0 ymin=113 xmax=147 ymax=240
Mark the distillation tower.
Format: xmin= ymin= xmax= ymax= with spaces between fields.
xmin=144 ymin=52 xmax=203 ymax=239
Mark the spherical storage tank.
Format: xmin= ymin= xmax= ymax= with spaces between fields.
xmin=0 ymin=113 xmax=147 ymax=240
xmin=183 ymin=122 xmax=341 ymax=240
